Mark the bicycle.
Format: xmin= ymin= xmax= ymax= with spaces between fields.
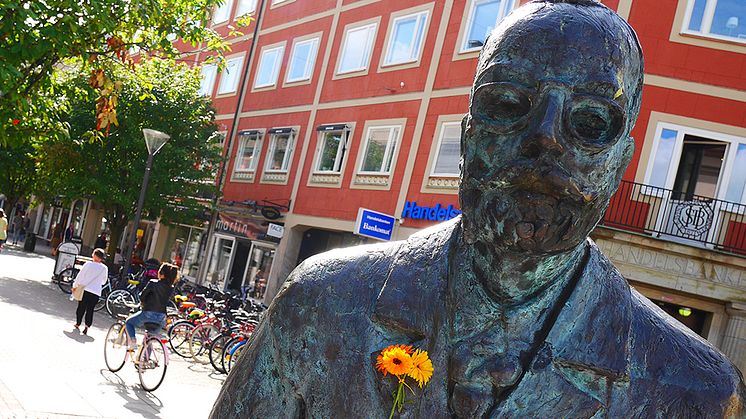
xmin=103 ymin=307 xmax=169 ymax=392
xmin=55 ymin=267 xmax=79 ymax=294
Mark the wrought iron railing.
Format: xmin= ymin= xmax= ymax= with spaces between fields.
xmin=600 ymin=180 xmax=746 ymax=255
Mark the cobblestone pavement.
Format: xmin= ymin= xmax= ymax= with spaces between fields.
xmin=0 ymin=244 xmax=225 ymax=418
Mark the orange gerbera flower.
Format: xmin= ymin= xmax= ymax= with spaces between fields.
xmin=407 ymin=349 xmax=433 ymax=388
xmin=376 ymin=345 xmax=414 ymax=377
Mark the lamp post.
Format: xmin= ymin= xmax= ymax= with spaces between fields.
xmin=120 ymin=129 xmax=170 ymax=280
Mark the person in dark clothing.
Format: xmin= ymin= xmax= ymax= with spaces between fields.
xmin=94 ymin=232 xmax=107 ymax=250
xmin=124 ymin=263 xmax=179 ymax=350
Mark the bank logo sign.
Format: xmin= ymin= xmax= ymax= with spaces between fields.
xmin=355 ymin=208 xmax=396 ymax=241
xmin=401 ymin=201 xmax=461 ymax=221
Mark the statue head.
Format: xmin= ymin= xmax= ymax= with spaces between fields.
xmin=460 ymin=0 xmax=643 ymax=256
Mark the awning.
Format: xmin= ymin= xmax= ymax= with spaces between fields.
xmin=316 ymin=124 xmax=348 ymax=132
xmin=268 ymin=127 xmax=294 ymax=134
xmin=238 ymin=129 xmax=261 ymax=136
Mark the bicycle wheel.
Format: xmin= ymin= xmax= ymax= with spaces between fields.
xmin=188 ymin=324 xmax=221 ymax=364
xmin=104 ymin=323 xmax=128 ymax=372
xmin=228 ymin=340 xmax=247 ymax=372
xmin=168 ymin=320 xmax=195 ymax=358
xmin=138 ymin=336 xmax=168 ymax=392
xmin=57 ymin=268 xmax=79 ymax=294
xmin=95 ymin=286 xmax=110 ymax=312
xmin=106 ymin=289 xmax=135 ymax=318
xmin=209 ymin=334 xmax=231 ymax=374
xmin=222 ymin=336 xmax=244 ymax=373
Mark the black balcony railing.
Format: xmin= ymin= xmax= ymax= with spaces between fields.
xmin=600 ymin=180 xmax=746 ymax=255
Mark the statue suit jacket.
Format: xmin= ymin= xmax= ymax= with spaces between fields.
xmin=211 ymin=218 xmax=745 ymax=418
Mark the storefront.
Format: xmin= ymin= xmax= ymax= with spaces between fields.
xmin=202 ymin=212 xmax=281 ymax=299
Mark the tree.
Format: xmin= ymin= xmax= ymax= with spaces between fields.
xmin=36 ymin=57 xmax=222 ymax=257
xmin=0 ymin=141 xmax=36 ymax=214
xmin=0 ymin=0 xmax=251 ymax=145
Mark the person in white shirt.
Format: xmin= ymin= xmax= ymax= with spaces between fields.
xmin=72 ymin=248 xmax=109 ymax=335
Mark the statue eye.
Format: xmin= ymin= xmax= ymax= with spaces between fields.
xmin=567 ymin=97 xmax=624 ymax=148
xmin=472 ymin=83 xmax=532 ymax=130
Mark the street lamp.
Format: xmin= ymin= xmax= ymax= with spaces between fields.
xmin=120 ymin=129 xmax=170 ymax=280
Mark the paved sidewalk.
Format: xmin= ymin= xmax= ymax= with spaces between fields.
xmin=0 ymin=245 xmax=225 ymax=418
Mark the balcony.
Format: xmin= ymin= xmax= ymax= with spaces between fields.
xmin=600 ymin=180 xmax=746 ymax=256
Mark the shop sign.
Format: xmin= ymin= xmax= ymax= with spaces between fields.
xmin=267 ymin=223 xmax=284 ymax=238
xmin=54 ymin=242 xmax=80 ymax=275
xmin=401 ymin=201 xmax=461 ymax=221
xmin=215 ymin=212 xmax=266 ymax=240
xmin=355 ymin=208 xmax=395 ymax=241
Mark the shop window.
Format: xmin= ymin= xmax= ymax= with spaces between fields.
xmin=254 ymin=45 xmax=284 ymax=89
xmin=337 ymin=22 xmax=378 ymax=75
xmin=460 ymin=0 xmax=516 ymax=53
xmin=213 ymin=0 xmax=233 ymax=25
xmin=265 ymin=129 xmax=296 ymax=173
xmin=314 ymin=126 xmax=349 ymax=173
xmin=217 ymin=56 xmax=245 ymax=95
xmin=198 ymin=64 xmax=217 ymax=96
xmin=431 ymin=122 xmax=461 ymax=176
xmin=684 ymin=0 xmax=746 ymax=42
xmin=286 ymin=36 xmax=320 ymax=83
xmin=359 ymin=126 xmax=400 ymax=174
xmin=233 ymin=130 xmax=263 ymax=181
xmin=383 ymin=10 xmax=429 ymax=66
xmin=236 ymin=0 xmax=257 ymax=17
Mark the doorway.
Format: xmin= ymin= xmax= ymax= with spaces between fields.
xmin=671 ymin=135 xmax=727 ymax=201
xmin=227 ymin=240 xmax=251 ymax=292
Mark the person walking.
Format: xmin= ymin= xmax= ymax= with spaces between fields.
xmin=94 ymin=232 xmax=108 ymax=250
xmin=72 ymin=248 xmax=109 ymax=335
xmin=0 ymin=210 xmax=7 ymax=252
xmin=11 ymin=213 xmax=23 ymax=245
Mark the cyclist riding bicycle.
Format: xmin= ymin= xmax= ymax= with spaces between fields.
xmin=125 ymin=263 xmax=179 ymax=351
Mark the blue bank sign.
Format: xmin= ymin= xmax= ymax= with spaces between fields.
xmin=401 ymin=201 xmax=461 ymax=221
xmin=355 ymin=208 xmax=396 ymax=241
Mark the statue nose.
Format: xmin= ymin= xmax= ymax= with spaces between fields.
xmin=520 ymin=93 xmax=565 ymax=158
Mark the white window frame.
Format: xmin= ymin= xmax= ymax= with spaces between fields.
xmin=682 ymin=0 xmax=746 ymax=43
xmin=430 ymin=121 xmax=462 ymax=177
xmin=199 ymin=64 xmax=218 ymax=96
xmin=271 ymin=0 xmax=293 ymax=7
xmin=286 ymin=36 xmax=320 ymax=84
xmin=254 ymin=44 xmax=285 ymax=89
xmin=459 ymin=0 xmax=516 ymax=53
xmin=336 ymin=21 xmax=378 ymax=76
xmin=217 ymin=55 xmax=245 ymax=95
xmin=314 ymin=129 xmax=350 ymax=174
xmin=264 ymin=131 xmax=296 ymax=173
xmin=213 ymin=0 xmax=234 ymax=25
xmin=236 ymin=0 xmax=257 ymax=17
xmin=644 ymin=122 xmax=746 ymax=204
xmin=234 ymin=132 xmax=263 ymax=173
xmin=358 ymin=125 xmax=401 ymax=175
xmin=382 ymin=10 xmax=429 ymax=67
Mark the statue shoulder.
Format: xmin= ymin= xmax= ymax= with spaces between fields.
xmin=628 ymin=289 xmax=746 ymax=414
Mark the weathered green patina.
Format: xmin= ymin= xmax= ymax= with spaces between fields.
xmin=210 ymin=1 xmax=746 ymax=417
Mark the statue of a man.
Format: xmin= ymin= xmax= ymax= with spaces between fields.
xmin=211 ymin=1 xmax=746 ymax=417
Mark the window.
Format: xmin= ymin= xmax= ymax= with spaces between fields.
xmin=236 ymin=0 xmax=257 ymax=16
xmin=461 ymin=0 xmax=515 ymax=52
xmin=265 ymin=130 xmax=295 ymax=172
xmin=199 ymin=64 xmax=218 ymax=96
xmin=271 ymin=0 xmax=291 ymax=5
xmin=431 ymin=122 xmax=461 ymax=176
xmin=217 ymin=56 xmax=244 ymax=95
xmin=315 ymin=128 xmax=349 ymax=173
xmin=254 ymin=45 xmax=284 ymax=88
xmin=235 ymin=131 xmax=262 ymax=172
xmin=359 ymin=126 xmax=400 ymax=174
xmin=684 ymin=0 xmax=745 ymax=42
xmin=646 ymin=123 xmax=746 ymax=203
xmin=286 ymin=37 xmax=320 ymax=83
xmin=383 ymin=11 xmax=429 ymax=66
xmin=213 ymin=0 xmax=233 ymax=24
xmin=337 ymin=22 xmax=377 ymax=75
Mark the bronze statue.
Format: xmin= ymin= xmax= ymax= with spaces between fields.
xmin=211 ymin=0 xmax=746 ymax=417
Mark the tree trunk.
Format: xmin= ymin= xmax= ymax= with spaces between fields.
xmin=105 ymin=205 xmax=128 ymax=262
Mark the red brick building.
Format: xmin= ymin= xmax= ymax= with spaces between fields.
xmin=190 ymin=0 xmax=746 ymax=370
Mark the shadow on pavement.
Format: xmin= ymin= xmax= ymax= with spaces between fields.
xmin=100 ymin=369 xmax=163 ymax=418
xmin=0 ymin=246 xmax=52 ymax=260
xmin=63 ymin=329 xmax=95 ymax=343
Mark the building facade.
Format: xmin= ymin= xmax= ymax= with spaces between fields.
xmin=190 ymin=0 xmax=746 ymax=370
